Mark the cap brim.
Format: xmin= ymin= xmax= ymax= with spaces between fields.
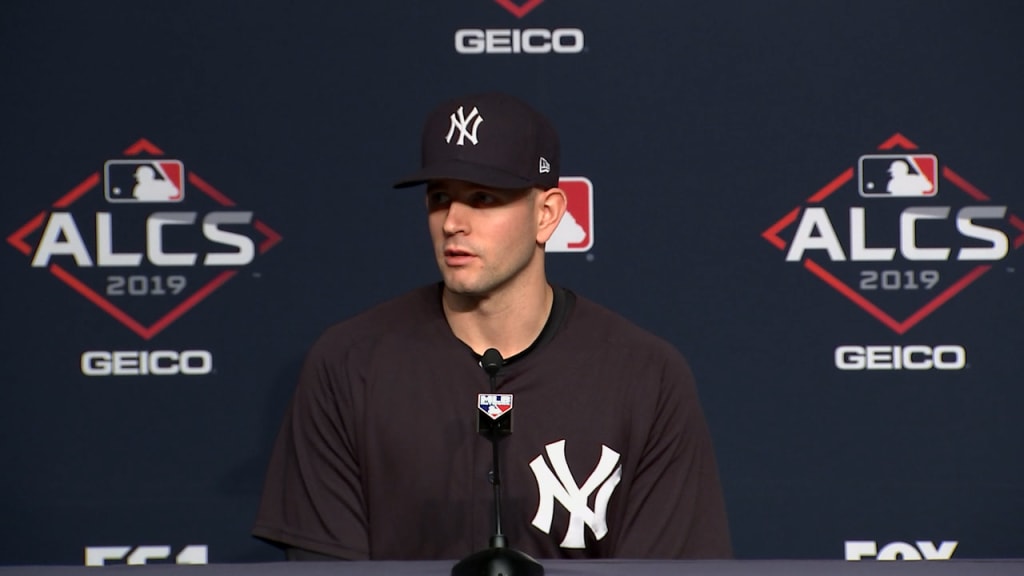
xmin=393 ymin=159 xmax=535 ymax=190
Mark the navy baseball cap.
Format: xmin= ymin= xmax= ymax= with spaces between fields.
xmin=393 ymin=92 xmax=560 ymax=190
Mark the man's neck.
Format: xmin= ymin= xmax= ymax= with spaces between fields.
xmin=442 ymin=281 xmax=554 ymax=359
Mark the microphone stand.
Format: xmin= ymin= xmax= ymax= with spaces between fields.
xmin=451 ymin=349 xmax=543 ymax=576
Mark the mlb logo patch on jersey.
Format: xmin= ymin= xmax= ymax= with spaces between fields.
xmin=104 ymin=159 xmax=185 ymax=203
xmin=858 ymin=154 xmax=938 ymax=198
xmin=478 ymin=394 xmax=513 ymax=420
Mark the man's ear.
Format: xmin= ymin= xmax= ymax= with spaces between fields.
xmin=535 ymin=187 xmax=567 ymax=244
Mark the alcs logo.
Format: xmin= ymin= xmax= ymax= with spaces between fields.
xmin=7 ymin=139 xmax=282 ymax=346
xmin=762 ymin=134 xmax=1024 ymax=369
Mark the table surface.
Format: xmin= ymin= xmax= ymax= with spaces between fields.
xmin=3 ymin=559 xmax=1023 ymax=575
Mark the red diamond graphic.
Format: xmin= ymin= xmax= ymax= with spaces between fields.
xmin=762 ymin=133 xmax=1024 ymax=334
xmin=494 ymin=0 xmax=545 ymax=18
xmin=7 ymin=138 xmax=282 ymax=340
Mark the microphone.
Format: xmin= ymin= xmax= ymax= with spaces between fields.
xmin=481 ymin=348 xmax=502 ymax=383
xmin=478 ymin=348 xmax=512 ymax=440
xmin=451 ymin=348 xmax=543 ymax=576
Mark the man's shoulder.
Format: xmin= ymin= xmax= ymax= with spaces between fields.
xmin=567 ymin=290 xmax=679 ymax=352
xmin=559 ymin=290 xmax=696 ymax=384
xmin=313 ymin=284 xmax=443 ymax=349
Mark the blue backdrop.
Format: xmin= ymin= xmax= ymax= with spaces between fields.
xmin=2 ymin=0 xmax=1022 ymax=565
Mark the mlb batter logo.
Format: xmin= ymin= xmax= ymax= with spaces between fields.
xmin=478 ymin=394 xmax=513 ymax=420
xmin=859 ymin=154 xmax=938 ymax=197
xmin=104 ymin=159 xmax=185 ymax=203
xmin=548 ymin=177 xmax=594 ymax=252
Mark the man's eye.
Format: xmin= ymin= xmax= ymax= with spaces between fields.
xmin=472 ymin=192 xmax=498 ymax=206
xmin=427 ymin=191 xmax=450 ymax=205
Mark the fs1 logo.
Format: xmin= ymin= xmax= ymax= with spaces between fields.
xmin=6 ymin=139 xmax=282 ymax=375
xmin=85 ymin=545 xmax=208 ymax=566
xmin=455 ymin=0 xmax=585 ymax=55
xmin=762 ymin=134 xmax=1024 ymax=369
xmin=845 ymin=540 xmax=958 ymax=561
xmin=548 ymin=177 xmax=594 ymax=253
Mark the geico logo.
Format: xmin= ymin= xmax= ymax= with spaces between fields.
xmin=84 ymin=545 xmax=208 ymax=566
xmin=835 ymin=345 xmax=966 ymax=370
xmin=455 ymin=28 xmax=585 ymax=54
xmin=30 ymin=211 xmax=255 ymax=268
xmin=81 ymin=350 xmax=213 ymax=376
xmin=845 ymin=540 xmax=958 ymax=561
xmin=786 ymin=206 xmax=1008 ymax=262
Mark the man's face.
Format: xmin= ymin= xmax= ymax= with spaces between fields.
xmin=426 ymin=179 xmax=542 ymax=298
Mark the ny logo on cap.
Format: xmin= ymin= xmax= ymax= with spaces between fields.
xmin=446 ymin=106 xmax=484 ymax=146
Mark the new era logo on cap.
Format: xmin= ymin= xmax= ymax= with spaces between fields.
xmin=395 ymin=92 xmax=560 ymax=190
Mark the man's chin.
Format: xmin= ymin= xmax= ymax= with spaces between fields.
xmin=441 ymin=275 xmax=495 ymax=299
xmin=443 ymin=282 xmax=484 ymax=297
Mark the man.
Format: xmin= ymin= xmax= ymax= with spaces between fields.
xmin=253 ymin=92 xmax=732 ymax=560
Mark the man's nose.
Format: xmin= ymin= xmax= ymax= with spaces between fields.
xmin=442 ymin=201 xmax=470 ymax=235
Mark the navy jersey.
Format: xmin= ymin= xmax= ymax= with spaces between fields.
xmin=253 ymin=284 xmax=731 ymax=559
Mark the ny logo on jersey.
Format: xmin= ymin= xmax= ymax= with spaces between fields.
xmin=529 ymin=439 xmax=622 ymax=549
xmin=446 ymin=106 xmax=483 ymax=145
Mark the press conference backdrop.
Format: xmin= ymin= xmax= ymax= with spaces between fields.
xmin=1 ymin=0 xmax=1022 ymax=566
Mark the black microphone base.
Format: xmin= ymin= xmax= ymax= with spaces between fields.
xmin=450 ymin=547 xmax=544 ymax=576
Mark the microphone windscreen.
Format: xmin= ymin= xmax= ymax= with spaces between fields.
xmin=481 ymin=348 xmax=503 ymax=376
